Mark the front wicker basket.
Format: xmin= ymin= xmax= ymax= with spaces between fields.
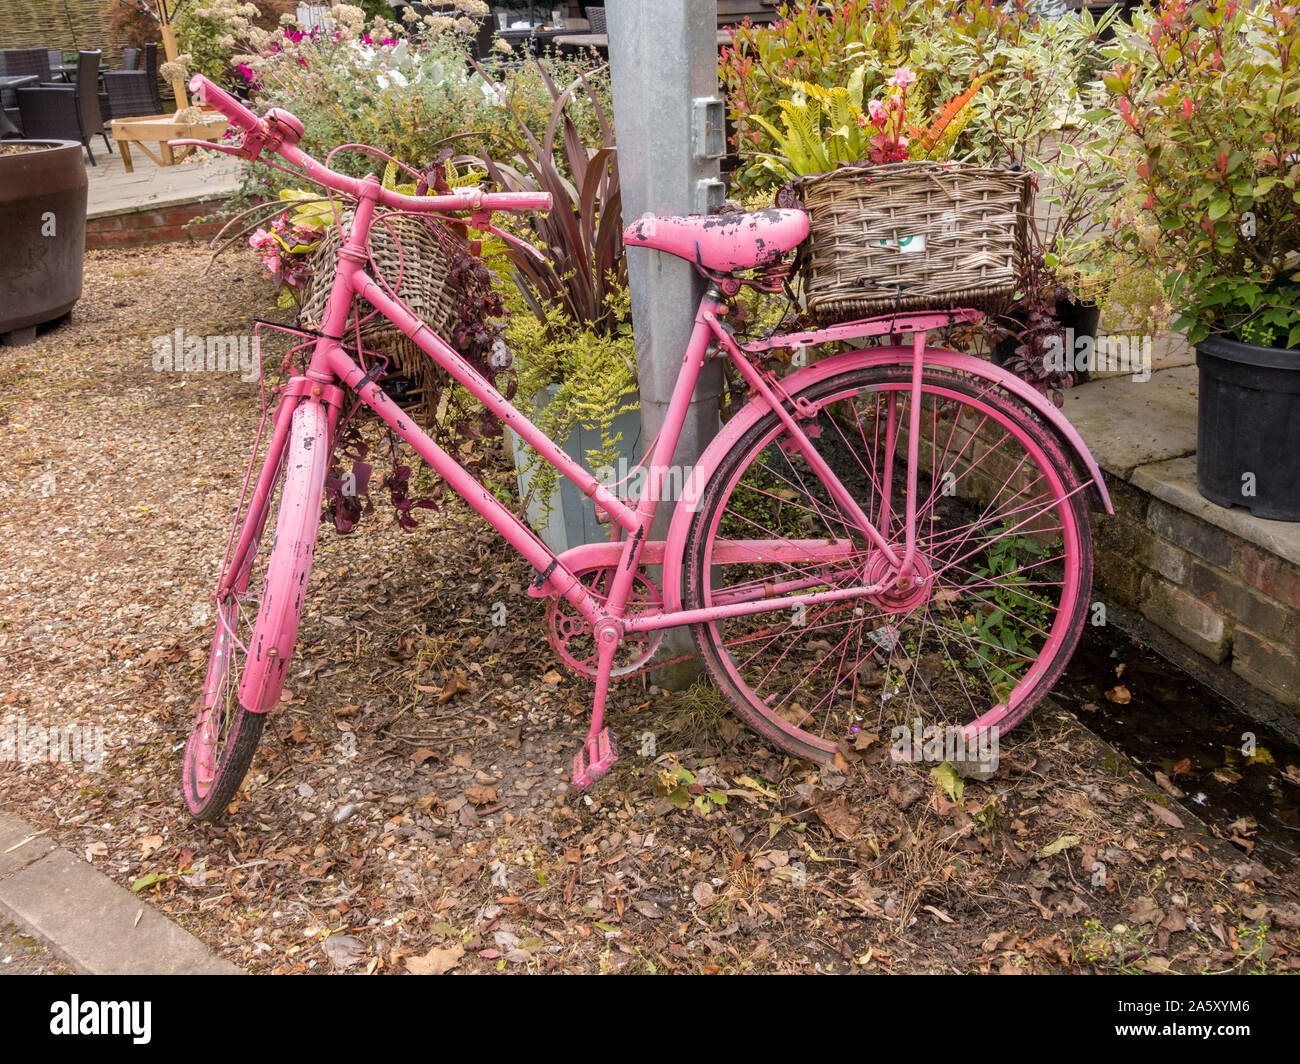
xmin=298 ymin=211 xmax=462 ymax=426
xmin=799 ymin=161 xmax=1032 ymax=321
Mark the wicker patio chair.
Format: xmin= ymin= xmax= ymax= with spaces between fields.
xmin=0 ymin=48 xmax=55 ymax=83
xmin=102 ymin=42 xmax=162 ymax=120
xmin=584 ymin=6 xmax=606 ymax=33
xmin=17 ymin=51 xmax=111 ymax=163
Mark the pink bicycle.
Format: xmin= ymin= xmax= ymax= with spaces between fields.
xmin=177 ymin=75 xmax=1112 ymax=820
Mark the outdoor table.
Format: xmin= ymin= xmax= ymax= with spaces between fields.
xmin=110 ymin=107 xmax=229 ymax=172
xmin=57 ymin=60 xmax=102 ymax=84
xmin=0 ymin=74 xmax=38 ymax=137
xmin=496 ymin=26 xmax=569 ymax=52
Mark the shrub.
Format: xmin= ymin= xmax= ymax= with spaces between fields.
xmin=1093 ymin=0 xmax=1300 ymax=348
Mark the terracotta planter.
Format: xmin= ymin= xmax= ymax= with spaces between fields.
xmin=0 ymin=139 xmax=87 ymax=345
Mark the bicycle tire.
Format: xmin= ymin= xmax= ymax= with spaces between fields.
xmin=183 ymin=399 xmax=330 ymax=820
xmin=682 ymin=363 xmax=1093 ymax=764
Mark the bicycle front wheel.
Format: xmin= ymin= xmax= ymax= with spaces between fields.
xmin=183 ymin=399 xmax=331 ymax=820
xmin=682 ymin=363 xmax=1093 ymax=764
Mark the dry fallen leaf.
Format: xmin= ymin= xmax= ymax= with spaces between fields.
xmin=1144 ymin=800 xmax=1184 ymax=829
xmin=465 ymin=785 xmax=498 ymax=807
xmin=815 ymin=795 xmax=862 ymax=841
xmin=1104 ymin=685 xmax=1132 ymax=704
xmin=406 ymin=944 xmax=464 ymax=975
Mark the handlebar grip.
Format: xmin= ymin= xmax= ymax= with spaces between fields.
xmin=189 ymin=74 xmax=262 ymax=133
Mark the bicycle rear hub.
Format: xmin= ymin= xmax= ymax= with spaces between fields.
xmin=862 ymin=549 xmax=933 ymax=613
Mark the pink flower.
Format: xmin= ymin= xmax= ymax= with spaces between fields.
xmin=888 ymin=66 xmax=917 ymax=89
xmin=867 ymin=98 xmax=887 ymax=122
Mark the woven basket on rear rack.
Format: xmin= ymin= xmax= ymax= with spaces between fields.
xmin=798 ymin=161 xmax=1032 ymax=322
xmin=298 ymin=210 xmax=462 ymax=429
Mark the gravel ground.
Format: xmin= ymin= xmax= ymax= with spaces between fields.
xmin=0 ymin=243 xmax=1297 ymax=975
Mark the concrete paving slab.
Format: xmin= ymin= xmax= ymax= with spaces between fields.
xmin=0 ymin=813 xmax=55 ymax=877
xmin=0 ymin=819 xmax=239 ymax=975
xmin=1131 ymin=455 xmax=1300 ymax=569
xmin=1061 ymin=364 xmax=1198 ymax=476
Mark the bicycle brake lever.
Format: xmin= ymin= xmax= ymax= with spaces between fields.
xmin=428 ymin=213 xmax=547 ymax=263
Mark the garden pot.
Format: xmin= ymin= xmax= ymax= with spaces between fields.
xmin=0 ymin=140 xmax=87 ymax=346
xmin=993 ymin=298 xmax=1101 ymax=383
xmin=507 ymin=384 xmax=642 ymax=553
xmin=1195 ymin=334 xmax=1300 ymax=521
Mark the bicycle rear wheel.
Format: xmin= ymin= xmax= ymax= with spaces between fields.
xmin=682 ymin=363 xmax=1093 ymax=764
xmin=183 ymin=400 xmax=330 ymax=819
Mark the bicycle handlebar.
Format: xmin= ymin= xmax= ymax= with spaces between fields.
xmin=184 ymin=74 xmax=552 ymax=217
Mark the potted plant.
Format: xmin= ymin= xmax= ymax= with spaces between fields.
xmin=723 ymin=0 xmax=1126 ymax=396
xmin=0 ymin=140 xmax=87 ymax=346
xmin=479 ymin=62 xmax=640 ymax=551
xmin=1097 ymin=0 xmax=1300 ymax=519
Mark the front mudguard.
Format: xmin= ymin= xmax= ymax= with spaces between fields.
xmin=659 ymin=347 xmax=1112 ymax=614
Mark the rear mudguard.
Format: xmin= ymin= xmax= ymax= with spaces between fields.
xmin=659 ymin=346 xmax=1111 ymax=613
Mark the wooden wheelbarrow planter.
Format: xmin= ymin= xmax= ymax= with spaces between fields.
xmin=110 ymin=108 xmax=230 ymax=172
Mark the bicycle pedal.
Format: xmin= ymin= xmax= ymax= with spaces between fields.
xmin=571 ymin=728 xmax=618 ymax=788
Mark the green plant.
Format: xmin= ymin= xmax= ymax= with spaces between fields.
xmin=1094 ymin=0 xmax=1300 ymax=348
xmin=952 ymin=526 xmax=1055 ymax=698
xmin=652 ymin=754 xmax=729 ymax=816
xmin=478 ymin=62 xmax=626 ymax=334
xmin=749 ymin=64 xmax=990 ymax=183
xmin=502 ymin=286 xmax=638 ymax=512
xmin=214 ymin=4 xmax=609 ymax=202
xmin=722 ymin=0 xmax=1038 ymax=194
xmin=475 ymin=61 xmax=635 ymax=512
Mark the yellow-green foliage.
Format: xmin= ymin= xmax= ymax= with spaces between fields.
xmin=504 ymin=282 xmax=639 ymax=515
xmin=751 ymin=65 xmax=873 ymax=181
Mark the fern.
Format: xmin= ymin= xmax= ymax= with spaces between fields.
xmin=907 ymin=74 xmax=991 ymax=158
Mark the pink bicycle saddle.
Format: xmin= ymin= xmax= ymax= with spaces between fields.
xmin=623 ymin=209 xmax=809 ymax=273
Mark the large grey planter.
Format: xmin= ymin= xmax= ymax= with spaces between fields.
xmin=507 ymin=383 xmax=641 ymax=553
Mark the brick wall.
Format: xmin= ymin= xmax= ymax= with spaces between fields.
xmin=86 ymin=200 xmax=230 ymax=249
xmin=923 ymin=408 xmax=1299 ymax=711
xmin=1096 ymin=491 xmax=1300 ymax=708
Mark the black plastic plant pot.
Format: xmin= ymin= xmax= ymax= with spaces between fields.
xmin=1196 ymin=334 xmax=1300 ymax=521
xmin=993 ymin=298 xmax=1101 ymax=383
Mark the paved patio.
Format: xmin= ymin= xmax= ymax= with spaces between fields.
xmin=85 ymin=145 xmax=242 ymax=219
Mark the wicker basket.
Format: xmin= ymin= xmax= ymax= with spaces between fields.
xmin=799 ymin=161 xmax=1031 ymax=322
xmin=298 ymin=211 xmax=462 ymax=426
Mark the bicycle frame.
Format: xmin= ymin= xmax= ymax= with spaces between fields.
xmin=254 ymin=178 xmax=979 ymax=639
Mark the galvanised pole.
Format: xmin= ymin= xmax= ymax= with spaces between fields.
xmin=607 ymin=0 xmax=725 ymax=685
